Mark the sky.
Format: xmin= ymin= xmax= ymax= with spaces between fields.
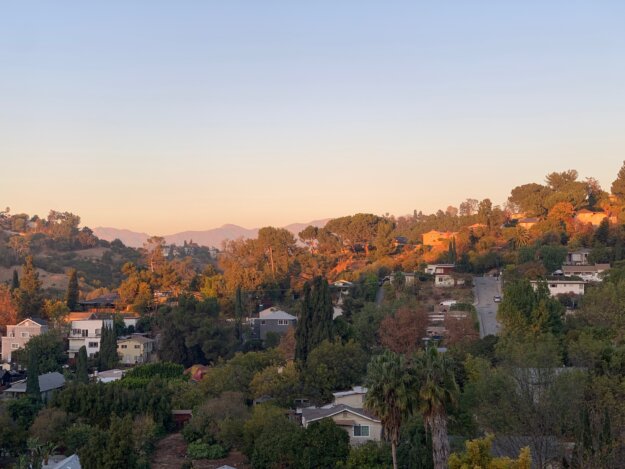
xmin=1 ymin=1 xmax=625 ymax=235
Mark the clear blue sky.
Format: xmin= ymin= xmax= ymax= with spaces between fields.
xmin=1 ymin=1 xmax=624 ymax=234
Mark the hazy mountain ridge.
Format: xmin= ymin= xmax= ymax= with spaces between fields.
xmin=94 ymin=219 xmax=329 ymax=248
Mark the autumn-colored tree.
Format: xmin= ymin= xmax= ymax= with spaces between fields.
xmin=379 ymin=308 xmax=428 ymax=355
xmin=0 ymin=284 xmax=17 ymax=334
xmin=278 ymin=326 xmax=296 ymax=361
xmin=449 ymin=434 xmax=531 ymax=469
xmin=444 ymin=314 xmax=479 ymax=346
xmin=15 ymin=256 xmax=43 ymax=319
xmin=142 ymin=236 xmax=166 ymax=273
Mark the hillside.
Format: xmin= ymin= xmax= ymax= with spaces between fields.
xmin=94 ymin=219 xmax=329 ymax=248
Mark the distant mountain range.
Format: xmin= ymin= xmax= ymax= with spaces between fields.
xmin=93 ymin=219 xmax=329 ymax=248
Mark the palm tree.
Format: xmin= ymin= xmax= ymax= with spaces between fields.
xmin=415 ymin=346 xmax=459 ymax=469
xmin=364 ymin=350 xmax=417 ymax=469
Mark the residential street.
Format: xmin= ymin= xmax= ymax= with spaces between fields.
xmin=473 ymin=276 xmax=502 ymax=338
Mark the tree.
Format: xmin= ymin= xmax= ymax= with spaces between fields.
xmin=448 ymin=434 xmax=531 ymax=469
xmin=15 ymin=256 xmax=43 ymax=319
xmin=414 ymin=346 xmax=458 ymax=469
xmin=11 ymin=269 xmax=19 ymax=290
xmin=364 ymin=350 xmax=416 ymax=469
xmin=611 ymin=160 xmax=625 ymax=200
xmin=296 ymin=277 xmax=334 ymax=363
xmin=76 ymin=346 xmax=89 ymax=384
xmin=105 ymin=415 xmax=137 ymax=469
xmin=379 ymin=308 xmax=428 ymax=355
xmin=300 ymin=419 xmax=350 ymax=468
xmin=98 ymin=324 xmax=118 ymax=371
xmin=26 ymin=347 xmax=41 ymax=400
xmin=66 ymin=269 xmax=79 ymax=310
xmin=250 ymin=361 xmax=301 ymax=407
xmin=234 ymin=286 xmax=244 ymax=342
xmin=0 ymin=284 xmax=17 ymax=334
xmin=13 ymin=331 xmax=67 ymax=373
xmin=43 ymin=300 xmax=69 ymax=328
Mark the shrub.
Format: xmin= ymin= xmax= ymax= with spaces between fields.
xmin=186 ymin=441 xmax=227 ymax=460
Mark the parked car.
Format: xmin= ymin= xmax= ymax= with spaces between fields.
xmin=493 ymin=295 xmax=501 ymax=303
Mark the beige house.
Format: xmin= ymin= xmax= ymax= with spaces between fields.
xmin=422 ymin=230 xmax=458 ymax=249
xmin=301 ymin=404 xmax=382 ymax=445
xmin=531 ymin=280 xmax=585 ymax=297
xmin=1 ymin=318 xmax=48 ymax=363
xmin=333 ymin=386 xmax=367 ymax=408
xmin=575 ymin=209 xmax=612 ymax=227
xmin=117 ymin=335 xmax=155 ymax=365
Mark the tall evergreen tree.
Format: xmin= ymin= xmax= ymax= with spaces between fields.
xmin=26 ymin=347 xmax=41 ymax=400
xmin=611 ymin=160 xmax=625 ymax=199
xmin=98 ymin=324 xmax=118 ymax=371
xmin=296 ymin=277 xmax=334 ymax=363
xmin=76 ymin=345 xmax=89 ymax=383
xmin=15 ymin=256 xmax=43 ymax=319
xmin=66 ymin=269 xmax=79 ymax=311
xmin=11 ymin=269 xmax=19 ymax=291
xmin=234 ymin=286 xmax=244 ymax=341
xmin=105 ymin=415 xmax=137 ymax=469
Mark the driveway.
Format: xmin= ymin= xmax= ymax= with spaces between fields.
xmin=473 ymin=276 xmax=502 ymax=338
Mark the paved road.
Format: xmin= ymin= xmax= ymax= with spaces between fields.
xmin=473 ymin=276 xmax=502 ymax=338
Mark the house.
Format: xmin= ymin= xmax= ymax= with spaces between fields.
xmin=389 ymin=272 xmax=417 ymax=287
xmin=434 ymin=273 xmax=464 ymax=287
xmin=333 ymin=386 xmax=367 ymax=408
xmin=574 ymin=209 xmax=610 ymax=227
xmin=43 ymin=454 xmax=82 ymax=469
xmin=77 ymin=293 xmax=119 ymax=313
xmin=1 ymin=318 xmax=48 ymax=363
xmin=421 ymin=230 xmax=458 ymax=248
xmin=3 ymin=371 xmax=65 ymax=402
xmin=531 ymin=280 xmax=585 ymax=297
xmin=68 ymin=317 xmax=114 ymax=359
xmin=425 ymin=264 xmax=455 ymax=275
xmin=565 ymin=248 xmax=592 ymax=266
xmin=93 ymin=369 xmax=126 ymax=383
xmin=561 ymin=264 xmax=610 ymax=282
xmin=252 ymin=308 xmax=297 ymax=341
xmin=118 ymin=312 xmax=141 ymax=329
xmin=517 ymin=217 xmax=539 ymax=230
xmin=117 ymin=335 xmax=155 ymax=365
xmin=301 ymin=404 xmax=382 ymax=445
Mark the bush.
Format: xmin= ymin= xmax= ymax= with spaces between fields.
xmin=186 ymin=441 xmax=227 ymax=460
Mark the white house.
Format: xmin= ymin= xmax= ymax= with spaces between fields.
xmin=68 ymin=318 xmax=114 ymax=359
xmin=531 ymin=280 xmax=585 ymax=297
xmin=561 ymin=264 xmax=610 ymax=282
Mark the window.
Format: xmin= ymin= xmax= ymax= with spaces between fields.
xmin=121 ymin=345 xmax=127 ymax=349
xmin=134 ymin=345 xmax=140 ymax=349
xmin=353 ymin=425 xmax=370 ymax=437
xmin=88 ymin=342 xmax=98 ymax=348
xmin=21 ymin=332 xmax=29 ymax=338
xmin=71 ymin=329 xmax=81 ymax=335
xmin=95 ymin=329 xmax=101 ymax=336
xmin=82 ymin=330 xmax=88 ymax=337
xmin=278 ymin=320 xmax=288 ymax=326
xmin=11 ymin=343 xmax=19 ymax=349
xmin=261 ymin=320 xmax=266 ymax=325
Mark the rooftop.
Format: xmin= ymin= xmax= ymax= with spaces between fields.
xmin=6 ymin=372 xmax=65 ymax=394
xmin=302 ymin=404 xmax=379 ymax=423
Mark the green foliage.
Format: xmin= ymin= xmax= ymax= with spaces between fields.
xmin=26 ymin=348 xmax=41 ymax=399
xmin=296 ymin=276 xmax=335 ymax=363
xmin=66 ymin=268 xmax=79 ymax=310
xmin=122 ymin=362 xmax=185 ymax=387
xmin=304 ymin=340 xmax=368 ymax=404
xmin=186 ymin=441 xmax=227 ymax=460
xmin=299 ymin=419 xmax=350 ymax=468
xmin=611 ymin=160 xmax=625 ymax=199
xmin=352 ymin=302 xmax=386 ymax=352
xmin=97 ymin=323 xmax=118 ymax=371
xmin=250 ymin=361 xmax=301 ymax=407
xmin=13 ymin=330 xmax=67 ymax=373
xmin=338 ymin=441 xmax=393 ymax=469
xmin=497 ymin=279 xmax=564 ymax=336
xmin=76 ymin=346 xmax=89 ymax=384
xmin=448 ymin=434 xmax=531 ymax=469
xmin=29 ymin=408 xmax=70 ymax=447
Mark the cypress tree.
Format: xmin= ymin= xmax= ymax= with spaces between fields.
xmin=11 ymin=269 xmax=19 ymax=290
xmin=76 ymin=345 xmax=89 ymax=383
xmin=611 ymin=160 xmax=625 ymax=199
xmin=26 ymin=347 xmax=41 ymax=400
xmin=234 ymin=286 xmax=244 ymax=341
xmin=15 ymin=256 xmax=43 ymax=319
xmin=98 ymin=324 xmax=118 ymax=371
xmin=296 ymin=277 xmax=334 ymax=363
xmin=66 ymin=268 xmax=79 ymax=311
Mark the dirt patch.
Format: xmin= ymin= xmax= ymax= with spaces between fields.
xmin=73 ymin=247 xmax=109 ymax=259
xmin=152 ymin=433 xmax=188 ymax=469
xmin=151 ymin=434 xmax=250 ymax=469
xmin=0 ymin=266 xmax=68 ymax=291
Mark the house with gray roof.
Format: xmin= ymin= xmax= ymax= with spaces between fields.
xmin=301 ymin=404 xmax=382 ymax=445
xmin=3 ymin=371 xmax=66 ymax=402
xmin=252 ymin=307 xmax=297 ymax=341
